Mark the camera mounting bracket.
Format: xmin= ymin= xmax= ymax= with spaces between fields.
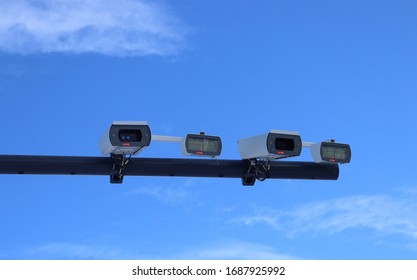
xmin=110 ymin=154 xmax=130 ymax=184
xmin=241 ymin=158 xmax=271 ymax=186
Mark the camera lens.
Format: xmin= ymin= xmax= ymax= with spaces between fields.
xmin=119 ymin=129 xmax=142 ymax=142
xmin=275 ymin=138 xmax=295 ymax=151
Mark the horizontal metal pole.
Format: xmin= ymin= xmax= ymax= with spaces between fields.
xmin=0 ymin=155 xmax=339 ymax=180
xmin=151 ymin=135 xmax=183 ymax=142
xmin=302 ymin=141 xmax=315 ymax=148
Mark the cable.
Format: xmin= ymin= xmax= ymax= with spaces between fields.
xmin=254 ymin=158 xmax=270 ymax=181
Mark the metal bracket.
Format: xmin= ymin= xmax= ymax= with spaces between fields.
xmin=241 ymin=159 xmax=271 ymax=186
xmin=110 ymin=154 xmax=129 ymax=184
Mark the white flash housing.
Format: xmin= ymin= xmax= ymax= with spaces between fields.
xmin=181 ymin=133 xmax=222 ymax=158
xmin=310 ymin=141 xmax=351 ymax=164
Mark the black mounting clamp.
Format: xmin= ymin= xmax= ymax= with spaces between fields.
xmin=241 ymin=158 xmax=271 ymax=186
xmin=110 ymin=154 xmax=130 ymax=184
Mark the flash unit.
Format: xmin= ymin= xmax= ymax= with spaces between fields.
xmin=310 ymin=141 xmax=351 ymax=164
xmin=181 ymin=133 xmax=222 ymax=158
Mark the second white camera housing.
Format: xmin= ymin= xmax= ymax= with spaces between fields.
xmin=238 ymin=130 xmax=302 ymax=159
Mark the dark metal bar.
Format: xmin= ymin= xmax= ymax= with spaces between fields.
xmin=0 ymin=155 xmax=339 ymax=181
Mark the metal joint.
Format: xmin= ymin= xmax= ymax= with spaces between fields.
xmin=110 ymin=154 xmax=129 ymax=184
xmin=241 ymin=158 xmax=271 ymax=186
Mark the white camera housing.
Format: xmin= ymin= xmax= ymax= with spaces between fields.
xmin=310 ymin=141 xmax=351 ymax=164
xmin=99 ymin=121 xmax=152 ymax=156
xmin=238 ymin=130 xmax=302 ymax=159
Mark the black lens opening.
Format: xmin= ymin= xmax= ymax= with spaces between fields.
xmin=275 ymin=138 xmax=295 ymax=151
xmin=118 ymin=129 xmax=142 ymax=142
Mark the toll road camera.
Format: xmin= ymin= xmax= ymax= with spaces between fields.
xmin=181 ymin=133 xmax=222 ymax=158
xmin=99 ymin=121 xmax=151 ymax=156
xmin=310 ymin=141 xmax=351 ymax=164
xmin=238 ymin=130 xmax=302 ymax=159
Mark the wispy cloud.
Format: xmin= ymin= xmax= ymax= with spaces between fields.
xmin=175 ymin=241 xmax=297 ymax=260
xmin=233 ymin=192 xmax=417 ymax=240
xmin=129 ymin=180 xmax=202 ymax=206
xmin=25 ymin=242 xmax=142 ymax=259
xmin=0 ymin=0 xmax=186 ymax=56
xmin=132 ymin=186 xmax=191 ymax=205
xmin=21 ymin=240 xmax=296 ymax=260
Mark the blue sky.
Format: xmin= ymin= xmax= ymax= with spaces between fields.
xmin=0 ymin=0 xmax=416 ymax=260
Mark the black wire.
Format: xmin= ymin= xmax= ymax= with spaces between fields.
xmin=254 ymin=159 xmax=270 ymax=181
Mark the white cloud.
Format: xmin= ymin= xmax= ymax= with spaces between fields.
xmin=27 ymin=242 xmax=135 ymax=259
xmin=25 ymin=241 xmax=296 ymax=260
xmin=176 ymin=241 xmax=297 ymax=260
xmin=0 ymin=0 xmax=186 ymax=56
xmin=131 ymin=185 xmax=194 ymax=205
xmin=128 ymin=181 xmax=202 ymax=207
xmin=233 ymin=193 xmax=417 ymax=240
